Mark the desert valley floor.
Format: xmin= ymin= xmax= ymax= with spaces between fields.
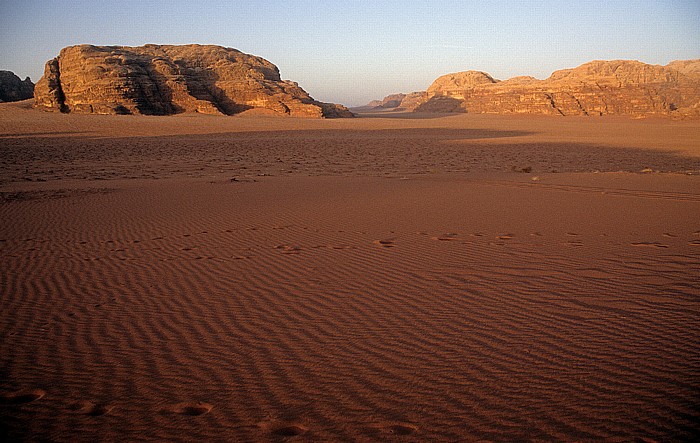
xmin=1 ymin=102 xmax=699 ymax=441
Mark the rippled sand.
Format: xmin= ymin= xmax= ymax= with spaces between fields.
xmin=2 ymin=102 xmax=699 ymax=441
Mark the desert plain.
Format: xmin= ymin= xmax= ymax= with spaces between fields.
xmin=1 ymin=100 xmax=699 ymax=441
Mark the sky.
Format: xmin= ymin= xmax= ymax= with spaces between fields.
xmin=1 ymin=0 xmax=699 ymax=106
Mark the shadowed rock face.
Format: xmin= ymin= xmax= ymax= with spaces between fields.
xmin=380 ymin=60 xmax=700 ymax=118
xmin=0 ymin=71 xmax=34 ymax=102
xmin=33 ymin=44 xmax=353 ymax=118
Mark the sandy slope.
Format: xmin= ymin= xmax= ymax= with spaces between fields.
xmin=1 ymin=103 xmax=699 ymax=441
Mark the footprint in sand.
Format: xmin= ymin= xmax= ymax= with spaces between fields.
xmin=313 ymin=244 xmax=354 ymax=250
xmin=431 ymin=233 xmax=462 ymax=241
xmin=275 ymin=244 xmax=303 ymax=255
xmin=271 ymin=424 xmax=308 ymax=437
xmin=163 ymin=401 xmax=213 ymax=416
xmin=631 ymin=242 xmax=669 ymax=249
xmin=373 ymin=239 xmax=396 ymax=248
xmin=257 ymin=420 xmax=309 ymax=437
xmin=0 ymin=389 xmax=45 ymax=405
xmin=68 ymin=400 xmax=113 ymax=416
xmin=373 ymin=422 xmax=419 ymax=436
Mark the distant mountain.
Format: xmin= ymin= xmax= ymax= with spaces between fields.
xmin=363 ymin=59 xmax=700 ymax=118
xmin=366 ymin=93 xmax=407 ymax=109
xmin=33 ymin=44 xmax=353 ymax=118
xmin=0 ymin=71 xmax=34 ymax=102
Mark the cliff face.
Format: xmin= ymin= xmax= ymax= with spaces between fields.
xmin=0 ymin=71 xmax=34 ymax=102
xmin=665 ymin=59 xmax=700 ymax=79
xmin=366 ymin=93 xmax=407 ymax=109
xmin=387 ymin=60 xmax=700 ymax=118
xmin=426 ymin=71 xmax=497 ymax=95
xmin=33 ymin=44 xmax=353 ymax=118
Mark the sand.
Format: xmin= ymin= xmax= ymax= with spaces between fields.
xmin=1 ymin=101 xmax=699 ymax=441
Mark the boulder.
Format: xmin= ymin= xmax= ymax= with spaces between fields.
xmin=33 ymin=44 xmax=353 ymax=118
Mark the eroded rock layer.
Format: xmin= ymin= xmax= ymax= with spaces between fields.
xmin=366 ymin=93 xmax=407 ymax=109
xmin=33 ymin=44 xmax=352 ymax=117
xmin=376 ymin=60 xmax=700 ymax=118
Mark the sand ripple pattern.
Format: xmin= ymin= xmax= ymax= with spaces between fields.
xmin=2 ymin=177 xmax=699 ymax=441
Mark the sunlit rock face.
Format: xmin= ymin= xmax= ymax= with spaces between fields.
xmin=401 ymin=60 xmax=700 ymax=118
xmin=33 ymin=44 xmax=353 ymax=118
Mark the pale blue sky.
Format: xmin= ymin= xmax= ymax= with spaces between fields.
xmin=1 ymin=0 xmax=698 ymax=106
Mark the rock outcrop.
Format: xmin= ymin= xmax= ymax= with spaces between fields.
xmin=33 ymin=44 xmax=353 ymax=117
xmin=360 ymin=91 xmax=430 ymax=111
xmin=0 ymin=71 xmax=34 ymax=102
xmin=666 ymin=59 xmax=700 ymax=79
xmin=368 ymin=60 xmax=700 ymax=118
xmin=426 ymin=71 xmax=497 ymax=95
xmin=366 ymin=93 xmax=407 ymax=109
xmin=396 ymin=92 xmax=430 ymax=111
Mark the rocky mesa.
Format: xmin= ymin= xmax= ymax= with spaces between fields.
xmin=367 ymin=59 xmax=700 ymax=118
xmin=366 ymin=93 xmax=407 ymax=109
xmin=0 ymin=70 xmax=34 ymax=102
xmin=33 ymin=44 xmax=353 ymax=118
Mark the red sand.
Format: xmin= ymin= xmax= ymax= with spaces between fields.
xmin=1 ymin=102 xmax=699 ymax=441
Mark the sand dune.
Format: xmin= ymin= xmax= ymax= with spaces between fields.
xmin=1 ymin=103 xmax=699 ymax=441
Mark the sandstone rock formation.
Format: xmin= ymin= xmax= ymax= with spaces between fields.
xmin=33 ymin=44 xmax=353 ymax=117
xmin=0 ymin=71 xmax=34 ymax=102
xmin=367 ymin=60 xmax=700 ymax=118
xmin=396 ymin=92 xmax=430 ymax=111
xmin=361 ymin=91 xmax=431 ymax=111
xmin=426 ymin=71 xmax=497 ymax=95
xmin=666 ymin=59 xmax=700 ymax=79
xmin=366 ymin=93 xmax=407 ymax=109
